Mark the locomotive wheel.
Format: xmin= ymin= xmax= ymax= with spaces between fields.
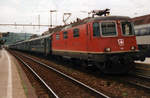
xmin=96 ymin=60 xmax=134 ymax=74
xmin=97 ymin=62 xmax=115 ymax=74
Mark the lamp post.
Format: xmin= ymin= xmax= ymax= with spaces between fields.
xmin=50 ymin=10 xmax=57 ymax=27
xmin=38 ymin=15 xmax=40 ymax=30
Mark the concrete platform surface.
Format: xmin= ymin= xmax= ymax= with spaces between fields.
xmin=135 ymin=58 xmax=150 ymax=64
xmin=0 ymin=49 xmax=26 ymax=98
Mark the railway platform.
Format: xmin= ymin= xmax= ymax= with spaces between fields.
xmin=135 ymin=58 xmax=150 ymax=64
xmin=0 ymin=49 xmax=36 ymax=98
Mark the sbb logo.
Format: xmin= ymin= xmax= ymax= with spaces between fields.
xmin=118 ymin=39 xmax=124 ymax=46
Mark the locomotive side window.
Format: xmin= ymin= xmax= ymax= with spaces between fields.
xmin=121 ymin=22 xmax=134 ymax=36
xmin=101 ymin=22 xmax=117 ymax=36
xmin=73 ymin=28 xmax=79 ymax=37
xmin=56 ymin=33 xmax=60 ymax=40
xmin=63 ymin=31 xmax=68 ymax=39
xmin=93 ymin=22 xmax=100 ymax=37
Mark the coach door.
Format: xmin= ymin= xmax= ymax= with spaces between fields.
xmin=63 ymin=31 xmax=68 ymax=50
xmin=44 ymin=37 xmax=50 ymax=55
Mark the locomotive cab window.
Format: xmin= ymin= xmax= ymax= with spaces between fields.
xmin=121 ymin=22 xmax=134 ymax=36
xmin=93 ymin=22 xmax=100 ymax=37
xmin=73 ymin=28 xmax=79 ymax=37
xmin=101 ymin=22 xmax=117 ymax=36
xmin=63 ymin=31 xmax=68 ymax=39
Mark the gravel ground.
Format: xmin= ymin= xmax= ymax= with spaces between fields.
xmin=13 ymin=51 xmax=150 ymax=98
xmin=134 ymin=63 xmax=150 ymax=76
xmin=14 ymin=51 xmax=104 ymax=98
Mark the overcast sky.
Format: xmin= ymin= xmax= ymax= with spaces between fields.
xmin=0 ymin=0 xmax=150 ymax=34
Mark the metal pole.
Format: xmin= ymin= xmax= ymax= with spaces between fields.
xmin=15 ymin=22 xmax=17 ymax=29
xmin=25 ymin=32 xmax=26 ymax=40
xmin=56 ymin=12 xmax=57 ymax=26
xmin=38 ymin=15 xmax=40 ymax=30
xmin=50 ymin=11 xmax=52 ymax=27
xmin=50 ymin=10 xmax=57 ymax=28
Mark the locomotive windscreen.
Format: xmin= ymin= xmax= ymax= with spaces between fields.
xmin=101 ymin=22 xmax=117 ymax=36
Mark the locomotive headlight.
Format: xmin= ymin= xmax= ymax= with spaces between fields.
xmin=105 ymin=48 xmax=111 ymax=52
xmin=131 ymin=46 xmax=136 ymax=50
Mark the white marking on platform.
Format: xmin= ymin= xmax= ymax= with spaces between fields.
xmin=4 ymin=50 xmax=12 ymax=98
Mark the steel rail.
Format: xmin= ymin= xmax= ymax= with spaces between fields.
xmin=128 ymin=73 xmax=150 ymax=90
xmin=127 ymin=80 xmax=150 ymax=90
xmin=133 ymin=74 xmax=150 ymax=80
xmin=13 ymin=54 xmax=59 ymax=98
xmin=20 ymin=53 xmax=110 ymax=98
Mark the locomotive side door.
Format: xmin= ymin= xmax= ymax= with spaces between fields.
xmin=86 ymin=22 xmax=101 ymax=52
xmin=86 ymin=23 xmax=92 ymax=51
xmin=63 ymin=31 xmax=68 ymax=51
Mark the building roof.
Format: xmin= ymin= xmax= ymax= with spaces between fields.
xmin=132 ymin=14 xmax=150 ymax=25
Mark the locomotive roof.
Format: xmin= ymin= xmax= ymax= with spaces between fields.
xmin=87 ymin=16 xmax=131 ymax=22
xmin=50 ymin=16 xmax=131 ymax=32
xmin=132 ymin=14 xmax=150 ymax=25
xmin=27 ymin=33 xmax=53 ymax=42
xmin=11 ymin=16 xmax=131 ymax=46
xmin=14 ymin=33 xmax=53 ymax=44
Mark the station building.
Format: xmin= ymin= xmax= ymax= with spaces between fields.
xmin=132 ymin=14 xmax=150 ymax=35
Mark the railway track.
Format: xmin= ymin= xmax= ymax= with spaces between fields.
xmin=9 ymin=50 xmax=150 ymax=97
xmin=126 ymin=74 xmax=150 ymax=91
xmin=11 ymin=51 xmax=59 ymax=98
xmin=128 ymin=67 xmax=150 ymax=91
xmin=105 ymin=64 xmax=150 ymax=92
xmin=11 ymin=51 xmax=110 ymax=98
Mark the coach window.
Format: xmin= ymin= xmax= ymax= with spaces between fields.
xmin=148 ymin=28 xmax=150 ymax=35
xmin=73 ymin=28 xmax=79 ymax=37
xmin=63 ymin=31 xmax=68 ymax=39
xmin=121 ymin=22 xmax=134 ymax=36
xmin=41 ymin=39 xmax=44 ymax=45
xmin=93 ymin=22 xmax=100 ymax=37
xmin=101 ymin=22 xmax=117 ymax=36
xmin=135 ymin=29 xmax=139 ymax=36
xmin=141 ymin=28 xmax=148 ymax=35
xmin=56 ymin=33 xmax=60 ymax=40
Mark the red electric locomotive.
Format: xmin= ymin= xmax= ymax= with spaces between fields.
xmin=9 ymin=10 xmax=144 ymax=74
xmin=51 ymin=10 xmax=142 ymax=74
